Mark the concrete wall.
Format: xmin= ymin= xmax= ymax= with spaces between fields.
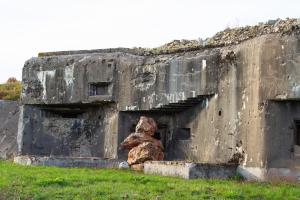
xmin=255 ymin=34 xmax=300 ymax=169
xmin=264 ymin=101 xmax=297 ymax=168
xmin=19 ymin=48 xmax=221 ymax=161
xmin=160 ymin=37 xmax=265 ymax=166
xmin=116 ymin=50 xmax=218 ymax=111
xmin=259 ymin=35 xmax=300 ymax=100
xmin=18 ymin=104 xmax=118 ymax=158
xmin=17 ymin=33 xmax=300 ymax=178
xmin=21 ymin=50 xmax=218 ymax=109
xmin=0 ymin=100 xmax=19 ymax=159
xmin=21 ymin=54 xmax=117 ymax=104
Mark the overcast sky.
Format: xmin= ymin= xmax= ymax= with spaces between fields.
xmin=0 ymin=0 xmax=299 ymax=83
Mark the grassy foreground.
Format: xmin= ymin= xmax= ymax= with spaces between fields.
xmin=0 ymin=161 xmax=299 ymax=200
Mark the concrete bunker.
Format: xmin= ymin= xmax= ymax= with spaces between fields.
xmin=14 ymin=18 xmax=300 ymax=181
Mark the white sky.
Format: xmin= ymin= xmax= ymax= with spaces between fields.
xmin=0 ymin=0 xmax=299 ymax=83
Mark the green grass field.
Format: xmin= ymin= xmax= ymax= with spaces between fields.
xmin=0 ymin=161 xmax=299 ymax=200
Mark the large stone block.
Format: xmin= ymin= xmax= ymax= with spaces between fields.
xmin=144 ymin=161 xmax=238 ymax=179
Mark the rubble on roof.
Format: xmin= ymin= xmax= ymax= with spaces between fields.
xmin=38 ymin=18 xmax=300 ymax=57
xmin=145 ymin=18 xmax=300 ymax=55
xmin=206 ymin=18 xmax=300 ymax=47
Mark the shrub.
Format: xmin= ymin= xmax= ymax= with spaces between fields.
xmin=0 ymin=77 xmax=21 ymax=101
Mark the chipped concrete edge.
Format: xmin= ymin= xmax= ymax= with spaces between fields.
xmin=14 ymin=155 xmax=124 ymax=168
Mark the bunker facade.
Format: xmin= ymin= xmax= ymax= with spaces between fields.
xmin=17 ymin=22 xmax=300 ymax=181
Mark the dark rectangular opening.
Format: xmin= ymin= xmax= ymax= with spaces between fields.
xmin=295 ymin=120 xmax=300 ymax=146
xmin=89 ymin=82 xmax=110 ymax=96
xmin=58 ymin=112 xmax=82 ymax=118
xmin=175 ymin=128 xmax=191 ymax=140
xmin=156 ymin=124 xmax=169 ymax=148
xmin=42 ymin=108 xmax=85 ymax=119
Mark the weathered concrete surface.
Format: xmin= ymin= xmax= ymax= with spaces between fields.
xmin=21 ymin=50 xmax=218 ymax=108
xmin=0 ymin=100 xmax=19 ymax=159
xmin=14 ymin=155 xmax=123 ymax=168
xmin=144 ymin=161 xmax=237 ymax=179
xmin=16 ymin=19 xmax=300 ymax=181
xmin=18 ymin=104 xmax=118 ymax=158
xmin=237 ymin=166 xmax=300 ymax=182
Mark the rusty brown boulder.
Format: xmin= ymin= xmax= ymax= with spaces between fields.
xmin=119 ymin=116 xmax=164 ymax=166
xmin=135 ymin=116 xmax=157 ymax=136
xmin=127 ymin=142 xmax=164 ymax=165
xmin=120 ymin=132 xmax=164 ymax=150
